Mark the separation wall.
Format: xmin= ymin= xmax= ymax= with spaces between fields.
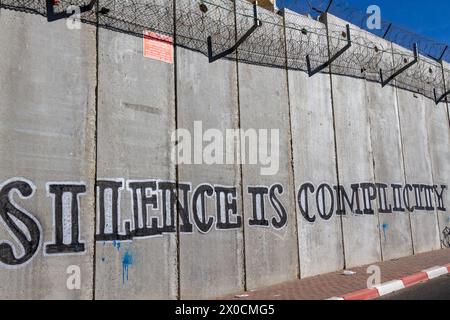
xmin=95 ymin=0 xmax=177 ymax=299
xmin=285 ymin=10 xmax=344 ymax=278
xmin=176 ymin=0 xmax=244 ymax=299
xmin=427 ymin=95 xmax=450 ymax=249
xmin=0 ymin=2 xmax=449 ymax=300
xmin=0 ymin=9 xmax=96 ymax=299
xmin=394 ymin=45 xmax=441 ymax=254
xmin=326 ymin=14 xmax=382 ymax=268
xmin=363 ymin=29 xmax=413 ymax=261
xmin=237 ymin=3 xmax=299 ymax=289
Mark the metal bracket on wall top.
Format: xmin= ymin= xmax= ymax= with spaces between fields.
xmin=46 ymin=0 xmax=97 ymax=22
xmin=306 ymin=24 xmax=352 ymax=77
xmin=433 ymin=88 xmax=450 ymax=105
xmin=207 ymin=2 xmax=261 ymax=63
xmin=379 ymin=43 xmax=419 ymax=87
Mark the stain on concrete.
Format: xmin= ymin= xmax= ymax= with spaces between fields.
xmin=381 ymin=223 xmax=389 ymax=241
xmin=122 ymin=250 xmax=133 ymax=284
xmin=122 ymin=102 xmax=161 ymax=115
xmin=112 ymin=240 xmax=121 ymax=252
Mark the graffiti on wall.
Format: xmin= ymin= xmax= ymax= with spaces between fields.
xmin=0 ymin=178 xmax=447 ymax=267
xmin=442 ymin=227 xmax=450 ymax=248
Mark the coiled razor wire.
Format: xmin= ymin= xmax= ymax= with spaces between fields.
xmin=98 ymin=0 xmax=173 ymax=38
xmin=0 ymin=0 xmax=47 ymax=16
xmin=176 ymin=0 xmax=235 ymax=56
xmin=284 ymin=9 xmax=329 ymax=72
xmin=0 ymin=0 xmax=449 ymax=102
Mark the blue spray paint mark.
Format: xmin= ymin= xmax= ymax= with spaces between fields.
xmin=101 ymin=257 xmax=105 ymax=262
xmin=122 ymin=251 xmax=133 ymax=284
xmin=381 ymin=223 xmax=389 ymax=241
xmin=112 ymin=240 xmax=121 ymax=251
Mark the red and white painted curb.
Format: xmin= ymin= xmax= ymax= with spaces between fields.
xmin=327 ymin=263 xmax=450 ymax=300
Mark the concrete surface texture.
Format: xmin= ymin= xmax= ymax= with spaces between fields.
xmin=397 ymin=90 xmax=441 ymax=254
xmin=0 ymin=2 xmax=449 ymax=300
xmin=237 ymin=3 xmax=299 ymax=290
xmin=444 ymin=61 xmax=450 ymax=123
xmin=0 ymin=9 xmax=97 ymax=299
xmin=285 ymin=10 xmax=344 ymax=278
xmin=363 ymin=32 xmax=413 ymax=261
xmin=326 ymin=14 xmax=382 ymax=268
xmin=176 ymin=0 xmax=244 ymax=299
xmin=393 ymin=45 xmax=441 ymax=254
xmin=426 ymin=94 xmax=450 ymax=250
xmin=95 ymin=0 xmax=177 ymax=299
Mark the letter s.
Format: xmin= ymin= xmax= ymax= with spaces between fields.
xmin=0 ymin=179 xmax=41 ymax=266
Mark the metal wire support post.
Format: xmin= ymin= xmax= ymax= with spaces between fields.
xmin=207 ymin=2 xmax=261 ymax=63
xmin=433 ymin=59 xmax=450 ymax=105
xmin=306 ymin=24 xmax=352 ymax=77
xmin=379 ymin=43 xmax=419 ymax=87
xmin=433 ymin=88 xmax=450 ymax=105
xmin=46 ymin=0 xmax=97 ymax=22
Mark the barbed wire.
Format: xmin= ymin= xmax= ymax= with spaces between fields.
xmin=284 ymin=10 xmax=329 ymax=71
xmin=0 ymin=0 xmax=47 ymax=16
xmin=288 ymin=0 xmax=450 ymax=63
xmin=236 ymin=0 xmax=286 ymax=67
xmin=0 ymin=0 xmax=448 ymax=102
xmin=176 ymin=0 xmax=235 ymax=56
xmin=98 ymin=0 xmax=173 ymax=37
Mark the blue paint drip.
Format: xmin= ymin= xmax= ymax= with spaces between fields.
xmin=381 ymin=223 xmax=389 ymax=241
xmin=122 ymin=251 xmax=133 ymax=284
xmin=112 ymin=240 xmax=121 ymax=251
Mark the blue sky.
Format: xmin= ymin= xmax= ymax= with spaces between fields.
xmin=281 ymin=0 xmax=450 ymax=45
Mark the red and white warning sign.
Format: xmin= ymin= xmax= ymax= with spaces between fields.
xmin=143 ymin=30 xmax=174 ymax=64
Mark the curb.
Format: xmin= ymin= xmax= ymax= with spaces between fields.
xmin=328 ymin=263 xmax=450 ymax=300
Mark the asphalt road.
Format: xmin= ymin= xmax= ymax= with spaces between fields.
xmin=378 ymin=274 xmax=450 ymax=300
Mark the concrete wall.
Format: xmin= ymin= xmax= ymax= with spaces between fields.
xmin=326 ymin=15 xmax=382 ymax=268
xmin=394 ymin=45 xmax=441 ymax=254
xmin=363 ymin=33 xmax=413 ymax=261
xmin=95 ymin=0 xmax=177 ymax=299
xmin=427 ymin=94 xmax=450 ymax=248
xmin=443 ymin=62 xmax=450 ymax=126
xmin=175 ymin=0 xmax=245 ymax=299
xmin=236 ymin=2 xmax=299 ymax=289
xmin=0 ymin=9 xmax=96 ymax=299
xmin=1 ymin=2 xmax=449 ymax=300
xmin=425 ymin=58 xmax=450 ymax=248
xmin=285 ymin=10 xmax=344 ymax=277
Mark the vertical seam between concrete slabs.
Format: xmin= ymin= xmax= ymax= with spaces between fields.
xmin=281 ymin=8 xmax=301 ymax=280
xmin=440 ymin=61 xmax=450 ymax=128
xmin=421 ymin=81 xmax=442 ymax=247
xmin=173 ymin=0 xmax=181 ymax=301
xmin=92 ymin=2 xmax=99 ymax=300
xmin=390 ymin=41 xmax=415 ymax=255
xmin=363 ymin=78 xmax=384 ymax=262
xmin=393 ymin=84 xmax=415 ymax=255
xmin=426 ymin=105 xmax=443 ymax=248
xmin=324 ymin=13 xmax=347 ymax=270
xmin=234 ymin=0 xmax=248 ymax=292
xmin=428 ymin=66 xmax=444 ymax=248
